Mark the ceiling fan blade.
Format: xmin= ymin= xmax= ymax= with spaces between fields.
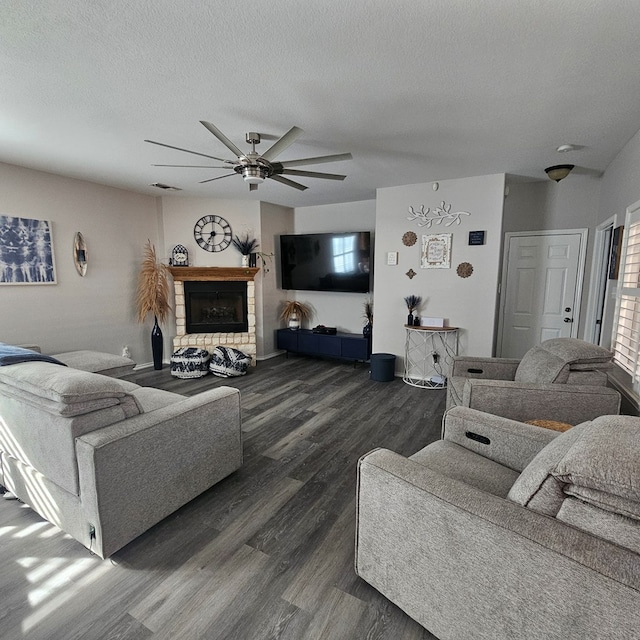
xmin=198 ymin=173 xmax=237 ymax=184
xmin=278 ymin=152 xmax=353 ymax=168
xmin=269 ymin=174 xmax=308 ymax=191
xmin=199 ymin=121 xmax=244 ymax=157
xmin=280 ymin=168 xmax=346 ymax=181
xmin=153 ymin=164 xmax=233 ymax=168
xmin=261 ymin=126 xmax=304 ymax=162
xmin=144 ymin=139 xmax=235 ymax=164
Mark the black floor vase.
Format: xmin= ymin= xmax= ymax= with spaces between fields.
xmin=151 ymin=316 xmax=163 ymax=370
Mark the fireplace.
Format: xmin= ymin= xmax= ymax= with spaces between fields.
xmin=184 ymin=281 xmax=248 ymax=334
xmin=169 ymin=267 xmax=259 ymax=365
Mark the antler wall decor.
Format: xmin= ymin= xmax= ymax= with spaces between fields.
xmin=407 ymin=201 xmax=471 ymax=228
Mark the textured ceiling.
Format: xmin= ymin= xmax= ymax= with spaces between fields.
xmin=3 ymin=1 xmax=640 ymax=207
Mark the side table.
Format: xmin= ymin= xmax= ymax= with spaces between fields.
xmin=403 ymin=325 xmax=459 ymax=389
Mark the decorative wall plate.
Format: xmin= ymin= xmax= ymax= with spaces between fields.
xmin=456 ymin=262 xmax=474 ymax=278
xmin=406 ymin=268 xmax=416 ymax=279
xmin=402 ymin=231 xmax=417 ymax=247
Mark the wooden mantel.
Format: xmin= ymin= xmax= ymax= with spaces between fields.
xmin=168 ymin=266 xmax=259 ymax=282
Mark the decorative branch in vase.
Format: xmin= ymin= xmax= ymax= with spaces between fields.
xmin=136 ymin=240 xmax=172 ymax=369
xmin=404 ymin=294 xmax=422 ymax=326
xmin=232 ymin=233 xmax=259 ymax=266
xmin=363 ymin=298 xmax=373 ymax=338
xmin=280 ymin=300 xmax=311 ymax=330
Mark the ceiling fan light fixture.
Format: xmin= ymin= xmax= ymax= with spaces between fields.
xmin=242 ymin=166 xmax=267 ymax=184
xmin=545 ymin=164 xmax=574 ymax=182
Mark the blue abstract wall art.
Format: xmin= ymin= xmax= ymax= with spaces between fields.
xmin=0 ymin=216 xmax=56 ymax=285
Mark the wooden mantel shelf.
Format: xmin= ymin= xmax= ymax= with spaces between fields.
xmin=169 ymin=266 xmax=260 ymax=282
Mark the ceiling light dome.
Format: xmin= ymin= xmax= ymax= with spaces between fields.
xmin=545 ymin=164 xmax=574 ymax=182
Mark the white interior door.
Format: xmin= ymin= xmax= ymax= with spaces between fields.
xmin=498 ymin=230 xmax=587 ymax=358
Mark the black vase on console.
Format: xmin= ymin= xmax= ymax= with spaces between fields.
xmin=407 ymin=313 xmax=414 ymax=326
xmin=151 ymin=315 xmax=163 ymax=370
xmin=363 ymin=322 xmax=372 ymax=339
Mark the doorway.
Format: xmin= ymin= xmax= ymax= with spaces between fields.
xmin=497 ymin=229 xmax=588 ymax=358
xmin=584 ymin=217 xmax=617 ymax=349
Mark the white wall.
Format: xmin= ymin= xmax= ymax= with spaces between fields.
xmin=258 ymin=201 xmax=293 ymax=357
xmin=0 ymin=162 xmax=160 ymax=362
xmin=373 ymin=174 xmax=506 ymax=373
xmin=598 ymin=127 xmax=640 ymax=225
xmin=291 ymin=200 xmax=376 ymax=333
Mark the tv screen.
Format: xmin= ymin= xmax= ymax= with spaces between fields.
xmin=280 ymin=232 xmax=372 ymax=293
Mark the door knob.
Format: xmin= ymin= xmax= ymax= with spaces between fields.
xmin=565 ymin=307 xmax=572 ymax=312
xmin=564 ymin=317 xmax=573 ymax=323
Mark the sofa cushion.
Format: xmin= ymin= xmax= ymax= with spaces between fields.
xmin=507 ymin=422 xmax=585 ymax=515
xmin=0 ymin=361 xmax=131 ymax=404
xmin=410 ymin=440 xmax=520 ymax=498
xmin=52 ymin=350 xmax=136 ymax=378
xmin=508 ymin=415 xmax=640 ymax=520
xmin=557 ymin=497 xmax=640 ymax=554
xmin=514 ymin=345 xmax=570 ymax=384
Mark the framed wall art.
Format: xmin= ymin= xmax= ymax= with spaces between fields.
xmin=421 ymin=233 xmax=452 ymax=269
xmin=0 ymin=215 xmax=57 ymax=285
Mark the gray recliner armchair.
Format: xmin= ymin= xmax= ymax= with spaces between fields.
xmin=356 ymin=406 xmax=640 ymax=639
xmin=446 ymin=338 xmax=620 ymax=425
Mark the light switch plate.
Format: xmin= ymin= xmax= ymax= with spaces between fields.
xmin=387 ymin=251 xmax=398 ymax=266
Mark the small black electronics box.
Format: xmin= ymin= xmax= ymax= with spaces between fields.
xmin=312 ymin=325 xmax=337 ymax=335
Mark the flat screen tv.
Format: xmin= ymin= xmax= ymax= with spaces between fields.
xmin=280 ymin=231 xmax=372 ymax=293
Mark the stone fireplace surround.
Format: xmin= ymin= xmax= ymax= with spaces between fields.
xmin=169 ymin=267 xmax=259 ymax=364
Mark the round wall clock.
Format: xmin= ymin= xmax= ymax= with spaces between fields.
xmin=193 ymin=215 xmax=232 ymax=252
xmin=402 ymin=231 xmax=417 ymax=247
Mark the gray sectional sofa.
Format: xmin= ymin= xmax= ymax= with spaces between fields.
xmin=356 ymin=406 xmax=640 ymax=639
xmin=0 ymin=359 xmax=242 ymax=558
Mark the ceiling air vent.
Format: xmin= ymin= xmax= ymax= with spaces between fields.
xmin=150 ymin=182 xmax=182 ymax=191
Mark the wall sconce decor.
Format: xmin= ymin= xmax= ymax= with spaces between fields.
xmin=73 ymin=231 xmax=88 ymax=277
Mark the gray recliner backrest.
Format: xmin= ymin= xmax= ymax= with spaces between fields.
xmin=507 ymin=415 xmax=640 ymax=553
xmin=514 ymin=338 xmax=613 ymax=385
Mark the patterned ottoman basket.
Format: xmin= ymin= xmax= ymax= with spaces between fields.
xmin=209 ymin=346 xmax=252 ymax=378
xmin=170 ymin=347 xmax=211 ymax=379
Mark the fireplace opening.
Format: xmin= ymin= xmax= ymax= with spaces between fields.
xmin=184 ymin=281 xmax=248 ymax=333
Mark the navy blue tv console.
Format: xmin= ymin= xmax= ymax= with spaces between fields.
xmin=276 ymin=328 xmax=371 ymax=364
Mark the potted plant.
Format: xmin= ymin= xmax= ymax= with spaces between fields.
xmin=363 ymin=298 xmax=373 ymax=338
xmin=232 ymin=233 xmax=259 ymax=266
xmin=136 ymin=240 xmax=171 ymax=369
xmin=404 ymin=294 xmax=422 ymax=326
xmin=280 ymin=300 xmax=311 ymax=330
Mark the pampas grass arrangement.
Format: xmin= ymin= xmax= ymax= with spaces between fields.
xmin=136 ymin=240 xmax=171 ymax=324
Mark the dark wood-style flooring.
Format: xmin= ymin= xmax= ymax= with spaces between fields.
xmin=0 ymin=354 xmax=445 ymax=639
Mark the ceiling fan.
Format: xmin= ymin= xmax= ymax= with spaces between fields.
xmin=145 ymin=121 xmax=353 ymax=191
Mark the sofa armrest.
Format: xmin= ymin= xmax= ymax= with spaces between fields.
xmin=356 ymin=449 xmax=640 ymax=639
xmin=442 ymin=406 xmax=557 ymax=472
xmin=76 ymin=386 xmax=242 ymax=558
xmin=450 ymin=356 xmax=520 ymax=380
xmin=463 ymin=379 xmax=621 ymax=425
